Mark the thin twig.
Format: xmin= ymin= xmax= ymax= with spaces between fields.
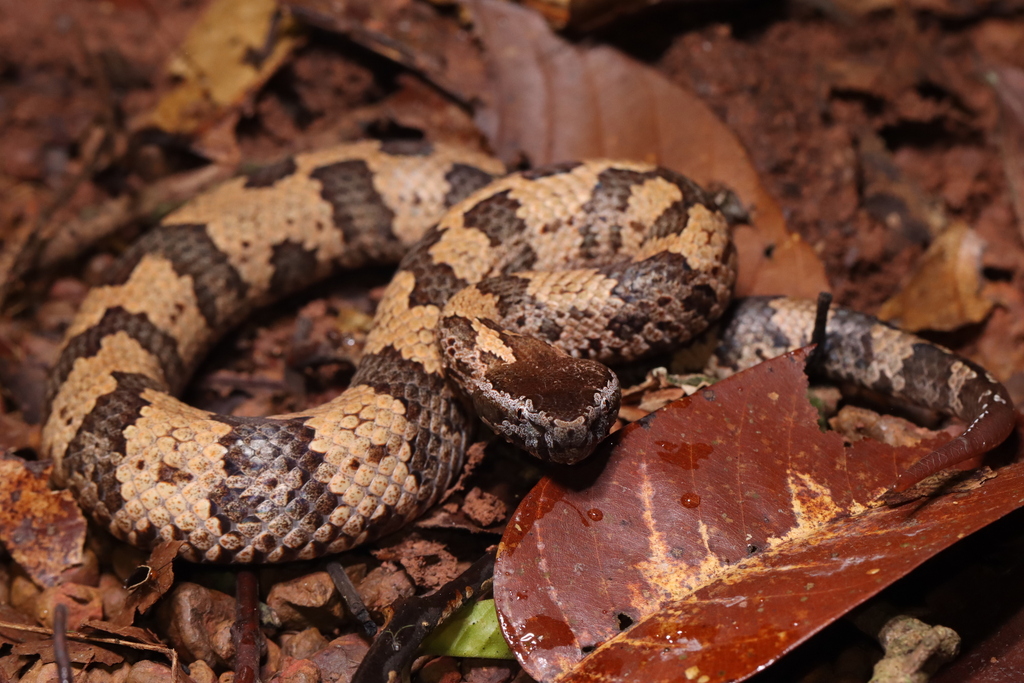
xmin=232 ymin=569 xmax=263 ymax=683
xmin=327 ymin=560 xmax=378 ymax=638
xmin=806 ymin=291 xmax=833 ymax=374
xmin=53 ymin=605 xmax=74 ymax=683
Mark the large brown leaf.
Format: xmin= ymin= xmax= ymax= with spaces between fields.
xmin=494 ymin=349 xmax=1023 ymax=682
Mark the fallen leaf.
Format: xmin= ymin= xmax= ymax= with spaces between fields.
xmin=515 ymin=0 xmax=683 ymax=31
xmin=285 ymin=0 xmax=489 ymax=102
xmin=36 ymin=584 xmax=103 ymax=630
xmin=266 ymin=571 xmax=345 ymax=631
xmin=311 ymin=634 xmax=370 ymax=683
xmin=114 ymin=541 xmax=183 ymax=626
xmin=421 ymin=599 xmax=514 ymax=659
xmin=373 ymin=537 xmax=463 ymax=590
xmin=81 ymin=621 xmax=163 ymax=646
xmin=160 ymin=583 xmax=236 ymax=667
xmin=10 ymin=640 xmax=123 ymax=667
xmin=976 ymin=301 xmax=1024 ymax=389
xmin=0 ymin=456 xmax=86 ymax=588
xmin=0 ymin=604 xmax=43 ymax=644
xmin=876 ymin=222 xmax=994 ymax=332
xmin=494 ymin=348 xmax=1024 ymax=682
xmin=142 ymin=0 xmax=303 ymax=141
xmin=857 ymin=130 xmax=946 ymax=243
xmin=0 ymin=185 xmax=41 ymax=306
xmin=828 ymin=0 xmax=1024 ymax=18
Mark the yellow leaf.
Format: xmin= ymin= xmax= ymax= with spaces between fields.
xmin=146 ymin=0 xmax=302 ymax=136
xmin=877 ymin=222 xmax=993 ymax=332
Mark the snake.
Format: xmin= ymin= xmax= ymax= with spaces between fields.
xmin=41 ymin=139 xmax=1016 ymax=563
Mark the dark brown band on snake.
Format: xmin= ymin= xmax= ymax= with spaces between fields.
xmin=42 ymin=140 xmax=1015 ymax=563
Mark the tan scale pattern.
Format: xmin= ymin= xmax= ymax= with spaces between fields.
xmin=508 ymin=168 xmax=605 ymax=271
xmin=48 ymin=145 xmax=1017 ymax=562
xmin=703 ymin=298 xmax=819 ymax=377
xmin=296 ymin=384 xmax=427 ymax=534
xmin=634 ymin=204 xmax=731 ymax=267
xmin=63 ymin=255 xmax=212 ymax=368
xmin=619 ymin=176 xmax=686 ymax=244
xmin=45 ymin=333 xmax=168 ymax=480
xmin=427 ymin=223 xmax=496 ymax=284
xmin=865 ymin=324 xmax=919 ymax=394
xmin=521 ymin=269 xmax=621 ymax=312
xmin=357 ymin=144 xmax=505 ymax=245
xmin=362 ymin=271 xmax=443 ymax=374
xmin=468 ymin=320 xmax=519 ymax=363
xmin=517 ymin=269 xmax=630 ymax=358
xmin=167 ymin=168 xmax=340 ymax=300
xmin=762 ymin=298 xmax=818 ymax=352
xmin=442 ymin=286 xmax=503 ymax=324
xmin=115 ymin=389 xmax=230 ymax=546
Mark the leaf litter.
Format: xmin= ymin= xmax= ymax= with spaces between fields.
xmin=0 ymin=0 xmax=1023 ymax=681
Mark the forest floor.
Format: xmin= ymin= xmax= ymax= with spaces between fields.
xmin=2 ymin=1 xmax=1024 ymax=682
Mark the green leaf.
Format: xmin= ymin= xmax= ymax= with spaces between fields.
xmin=420 ymin=599 xmax=514 ymax=659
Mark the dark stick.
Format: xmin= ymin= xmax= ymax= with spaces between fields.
xmin=806 ymin=291 xmax=833 ymax=374
xmin=53 ymin=604 xmax=74 ymax=683
xmin=232 ymin=569 xmax=263 ymax=683
xmin=352 ymin=549 xmax=497 ymax=683
xmin=326 ymin=560 xmax=378 ymax=638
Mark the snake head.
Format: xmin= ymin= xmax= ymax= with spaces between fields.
xmin=467 ymin=335 xmax=621 ymax=465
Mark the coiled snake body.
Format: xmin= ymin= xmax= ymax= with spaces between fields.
xmin=42 ymin=140 xmax=1015 ymax=563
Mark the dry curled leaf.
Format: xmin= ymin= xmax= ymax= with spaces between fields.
xmin=143 ymin=0 xmax=303 ymax=141
xmin=114 ymin=541 xmax=184 ymax=626
xmin=494 ymin=348 xmax=1024 ymax=682
xmin=877 ymin=222 xmax=994 ymax=332
xmin=0 ymin=457 xmax=86 ymax=588
xmin=285 ymin=0 xmax=489 ymax=103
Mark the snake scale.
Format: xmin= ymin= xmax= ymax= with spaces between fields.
xmin=42 ymin=139 xmax=1016 ymax=563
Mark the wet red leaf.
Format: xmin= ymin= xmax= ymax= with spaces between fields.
xmin=495 ymin=348 xmax=1024 ymax=682
xmin=0 ymin=456 xmax=86 ymax=588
